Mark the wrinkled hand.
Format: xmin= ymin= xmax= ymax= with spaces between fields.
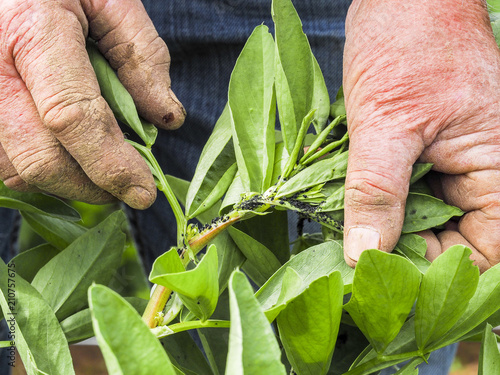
xmin=0 ymin=0 xmax=185 ymax=209
xmin=343 ymin=0 xmax=500 ymax=271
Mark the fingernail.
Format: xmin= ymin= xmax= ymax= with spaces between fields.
xmin=345 ymin=227 xmax=381 ymax=263
xmin=124 ymin=186 xmax=156 ymax=210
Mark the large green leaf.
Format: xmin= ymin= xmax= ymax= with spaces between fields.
xmin=89 ymin=285 xmax=176 ymax=375
xmin=256 ymin=241 xmax=354 ymax=310
xmin=161 ymin=331 xmax=213 ymax=375
xmin=228 ymin=227 xmax=282 ymax=286
xmin=198 ymin=289 xmax=232 ymax=375
xmin=345 ymin=250 xmax=421 ymax=354
xmin=87 ymin=40 xmax=157 ymax=147
xmin=272 ymin=0 xmax=314 ymax=154
xmin=228 ymin=25 xmax=276 ymax=193
xmin=8 ymin=243 xmax=59 ymax=283
xmin=21 ymin=211 xmax=87 ymax=250
xmin=479 ymin=324 xmax=500 ymax=374
xmin=150 ymin=245 xmax=219 ymax=321
xmin=209 ymin=231 xmax=246 ymax=293
xmin=402 ymin=193 xmax=463 ymax=233
xmin=234 ymin=211 xmax=290 ymax=264
xmin=225 ymin=271 xmax=286 ymax=375
xmin=277 ymin=272 xmax=343 ymax=375
xmin=0 ymin=260 xmax=74 ymax=375
xmin=276 ymin=151 xmax=348 ymax=198
xmin=61 ymin=297 xmax=148 ymax=344
xmin=31 ymin=211 xmax=126 ymax=320
xmin=310 ymin=56 xmax=330 ymax=133
xmin=431 ymin=262 xmax=500 ymax=349
xmin=186 ymin=104 xmax=237 ymax=219
xmin=0 ymin=181 xmax=80 ymax=221
xmin=415 ymin=245 xmax=479 ymax=351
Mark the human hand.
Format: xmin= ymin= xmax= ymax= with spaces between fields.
xmin=342 ymin=0 xmax=500 ymax=271
xmin=0 ymin=0 xmax=185 ymax=209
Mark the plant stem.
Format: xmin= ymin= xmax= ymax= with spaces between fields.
xmin=152 ymin=320 xmax=231 ymax=339
xmin=127 ymin=141 xmax=187 ymax=247
xmin=142 ymin=285 xmax=172 ymax=328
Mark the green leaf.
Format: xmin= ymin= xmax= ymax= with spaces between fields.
xmin=272 ymin=0 xmax=314 ymax=155
xmin=431 ymin=262 xmax=500 ymax=349
xmin=31 ymin=211 xmax=127 ymax=320
xmin=479 ymin=324 xmax=500 ymax=374
xmin=209 ymin=231 xmax=246 ymax=293
xmin=161 ymin=331 xmax=213 ymax=375
xmin=394 ymin=234 xmax=431 ymax=274
xmin=317 ymin=181 xmax=345 ymax=213
xmin=402 ymin=193 xmax=463 ymax=233
xmin=394 ymin=358 xmax=423 ymax=374
xmin=228 ymin=25 xmax=276 ymax=193
xmin=310 ymin=56 xmax=330 ymax=133
xmin=186 ymin=104 xmax=237 ymax=219
xmin=198 ymin=289 xmax=232 ymax=375
xmin=276 ymin=151 xmax=348 ymax=198
xmin=264 ymin=267 xmax=304 ymax=322
xmin=21 ymin=211 xmax=87 ymax=250
xmin=87 ymin=40 xmax=157 ymax=147
xmin=8 ymin=243 xmax=59 ymax=283
xmin=220 ymin=173 xmax=245 ymax=214
xmin=89 ymin=285 xmax=176 ymax=375
xmin=409 ymin=163 xmax=433 ymax=185
xmin=228 ymin=227 xmax=282 ymax=286
xmin=256 ymin=241 xmax=354 ymax=310
xmin=271 ymin=141 xmax=290 ymax=185
xmin=0 ymin=181 xmax=80 ymax=221
xmin=345 ymin=250 xmax=421 ymax=354
xmin=0 ymin=260 xmax=75 ymax=375
xmin=277 ymin=272 xmax=343 ymax=375
xmin=61 ymin=297 xmax=148 ymax=344
xmin=330 ymin=95 xmax=346 ymax=118
xmin=234 ymin=210 xmax=290 ymax=264
xmin=415 ymin=245 xmax=479 ymax=351
xmin=150 ymin=245 xmax=219 ymax=321
xmin=225 ymin=271 xmax=286 ymax=375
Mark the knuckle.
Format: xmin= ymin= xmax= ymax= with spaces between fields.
xmin=345 ymin=173 xmax=405 ymax=211
xmin=41 ymin=95 xmax=110 ymax=139
xmin=14 ymin=147 xmax=65 ymax=186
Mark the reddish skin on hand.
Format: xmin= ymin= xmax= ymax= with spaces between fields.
xmin=343 ymin=0 xmax=500 ymax=272
xmin=0 ymin=0 xmax=185 ymax=209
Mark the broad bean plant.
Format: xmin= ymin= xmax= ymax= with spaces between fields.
xmin=2 ymin=1 xmax=500 ymax=374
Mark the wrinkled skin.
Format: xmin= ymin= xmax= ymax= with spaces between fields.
xmin=343 ymin=0 xmax=500 ymax=272
xmin=0 ymin=0 xmax=185 ymax=209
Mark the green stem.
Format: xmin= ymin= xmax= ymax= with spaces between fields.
xmin=127 ymin=141 xmax=186 ymax=247
xmin=152 ymin=320 xmax=231 ymax=339
xmin=142 ymin=285 xmax=172 ymax=328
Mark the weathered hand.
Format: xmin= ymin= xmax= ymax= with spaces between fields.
xmin=343 ymin=0 xmax=500 ymax=271
xmin=0 ymin=0 xmax=185 ymax=209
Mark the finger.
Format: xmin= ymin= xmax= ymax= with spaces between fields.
xmin=343 ymin=125 xmax=424 ymax=267
xmin=438 ymin=170 xmax=500 ymax=271
xmin=8 ymin=3 xmax=156 ymax=209
xmin=415 ymin=230 xmax=441 ymax=262
xmin=83 ymin=0 xmax=186 ymax=129
xmin=0 ymin=142 xmax=33 ymax=192
xmin=0 ymin=70 xmax=114 ymax=203
xmin=438 ymin=230 xmax=492 ymax=273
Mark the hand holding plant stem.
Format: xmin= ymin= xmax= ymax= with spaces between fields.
xmin=342 ymin=0 xmax=500 ymax=271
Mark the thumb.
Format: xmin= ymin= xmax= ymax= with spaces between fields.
xmin=343 ymin=126 xmax=424 ymax=267
xmin=83 ymin=0 xmax=185 ymax=129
